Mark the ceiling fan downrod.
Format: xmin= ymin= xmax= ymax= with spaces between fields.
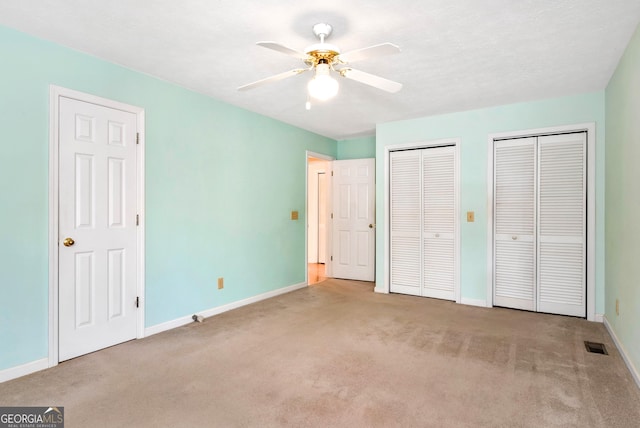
xmin=312 ymin=23 xmax=333 ymax=43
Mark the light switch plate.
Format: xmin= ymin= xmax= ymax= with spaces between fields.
xmin=467 ymin=211 xmax=475 ymax=222
xmin=291 ymin=210 xmax=299 ymax=220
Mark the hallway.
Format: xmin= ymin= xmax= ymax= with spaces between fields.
xmin=308 ymin=263 xmax=326 ymax=285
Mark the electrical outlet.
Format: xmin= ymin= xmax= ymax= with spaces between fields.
xmin=616 ymin=299 xmax=619 ymax=316
xmin=218 ymin=277 xmax=224 ymax=290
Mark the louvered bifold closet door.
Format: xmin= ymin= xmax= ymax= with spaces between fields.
xmin=423 ymin=146 xmax=456 ymax=300
xmin=390 ymin=150 xmax=421 ymax=296
xmin=537 ymin=133 xmax=586 ymax=317
xmin=494 ymin=138 xmax=536 ymax=311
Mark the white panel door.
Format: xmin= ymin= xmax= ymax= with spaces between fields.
xmin=59 ymin=97 xmax=138 ymax=361
xmin=390 ymin=150 xmax=421 ymax=295
xmin=537 ymin=133 xmax=586 ymax=317
xmin=494 ymin=138 xmax=537 ymax=311
xmin=422 ymin=146 xmax=456 ymax=300
xmin=331 ymin=159 xmax=375 ymax=281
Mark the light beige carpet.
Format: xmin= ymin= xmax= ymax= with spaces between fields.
xmin=1 ymin=279 xmax=639 ymax=427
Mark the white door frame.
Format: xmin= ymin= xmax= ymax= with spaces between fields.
xmin=486 ymin=123 xmax=596 ymax=321
xmin=305 ymin=151 xmax=334 ymax=282
xmin=383 ymin=138 xmax=461 ymax=302
xmin=48 ymin=85 xmax=146 ymax=367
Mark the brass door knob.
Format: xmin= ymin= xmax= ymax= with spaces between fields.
xmin=63 ymin=237 xmax=75 ymax=247
xmin=369 ymin=224 xmax=376 ymax=229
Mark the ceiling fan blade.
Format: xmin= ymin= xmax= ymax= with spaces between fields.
xmin=257 ymin=41 xmax=308 ymax=60
xmin=339 ymin=68 xmax=403 ymax=93
xmin=238 ymin=69 xmax=307 ymax=91
xmin=338 ymin=43 xmax=401 ymax=64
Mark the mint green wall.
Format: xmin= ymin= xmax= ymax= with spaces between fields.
xmin=605 ymin=23 xmax=640 ymax=376
xmin=337 ymin=136 xmax=376 ymax=159
xmin=376 ymin=93 xmax=606 ymax=310
xmin=0 ymin=25 xmax=335 ymax=371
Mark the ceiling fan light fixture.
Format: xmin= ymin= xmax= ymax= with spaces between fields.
xmin=307 ymin=63 xmax=338 ymax=101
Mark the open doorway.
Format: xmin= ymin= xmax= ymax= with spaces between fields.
xmin=307 ymin=152 xmax=332 ymax=285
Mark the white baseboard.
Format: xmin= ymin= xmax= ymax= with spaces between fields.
xmin=603 ymin=315 xmax=640 ymax=390
xmin=2 ymin=283 xmax=308 ymax=383
xmin=594 ymin=313 xmax=604 ymax=323
xmin=374 ymin=287 xmax=389 ymax=294
xmin=0 ymin=358 xmax=48 ymax=383
xmin=461 ymin=298 xmax=487 ymax=308
xmin=145 ymin=282 xmax=307 ymax=337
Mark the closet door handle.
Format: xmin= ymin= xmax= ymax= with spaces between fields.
xmin=512 ymin=235 xmax=517 ymax=240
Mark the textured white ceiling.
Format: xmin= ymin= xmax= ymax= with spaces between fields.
xmin=1 ymin=0 xmax=639 ymax=140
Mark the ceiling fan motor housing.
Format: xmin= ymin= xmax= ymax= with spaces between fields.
xmin=304 ymin=43 xmax=341 ymax=67
xmin=304 ymin=23 xmax=341 ymax=67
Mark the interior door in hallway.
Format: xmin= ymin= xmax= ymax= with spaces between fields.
xmin=307 ymin=158 xmax=329 ymax=264
xmin=58 ymin=96 xmax=138 ymax=361
xmin=317 ymin=172 xmax=327 ymax=263
xmin=331 ymin=158 xmax=375 ymax=281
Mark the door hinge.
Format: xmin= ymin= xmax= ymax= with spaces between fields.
xmin=136 ymin=214 xmax=139 ymax=226
xmin=331 ymin=256 xmax=333 ymax=261
xmin=331 ymin=171 xmax=334 ymax=176
xmin=136 ymin=296 xmax=140 ymax=308
xmin=331 ymin=213 xmax=333 ymax=219
xmin=136 ymin=132 xmax=140 ymax=145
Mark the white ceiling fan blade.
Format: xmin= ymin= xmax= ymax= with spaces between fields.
xmin=238 ymin=69 xmax=307 ymax=91
xmin=339 ymin=68 xmax=403 ymax=93
xmin=257 ymin=41 xmax=308 ymax=60
xmin=338 ymin=43 xmax=401 ymax=64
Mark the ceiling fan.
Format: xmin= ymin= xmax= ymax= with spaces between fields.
xmin=238 ymin=23 xmax=402 ymax=105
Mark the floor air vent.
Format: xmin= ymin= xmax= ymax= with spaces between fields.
xmin=584 ymin=341 xmax=608 ymax=355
